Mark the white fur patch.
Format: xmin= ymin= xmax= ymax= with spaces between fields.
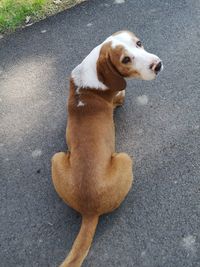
xmin=116 ymin=90 xmax=125 ymax=98
xmin=77 ymin=100 xmax=85 ymax=107
xmin=72 ymin=44 xmax=107 ymax=90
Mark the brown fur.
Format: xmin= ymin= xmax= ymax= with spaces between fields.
xmin=51 ymin=36 xmax=139 ymax=267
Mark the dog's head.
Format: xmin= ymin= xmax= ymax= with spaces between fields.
xmin=72 ymin=31 xmax=163 ymax=91
xmin=99 ymin=31 xmax=163 ymax=86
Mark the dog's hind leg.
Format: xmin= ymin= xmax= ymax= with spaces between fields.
xmin=51 ymin=152 xmax=73 ymax=205
xmin=103 ymin=153 xmax=133 ymax=214
xmin=112 ymin=153 xmax=133 ymax=205
xmin=52 ymin=153 xmax=99 ymax=267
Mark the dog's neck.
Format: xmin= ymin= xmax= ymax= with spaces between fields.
xmin=70 ymin=79 xmax=119 ymax=105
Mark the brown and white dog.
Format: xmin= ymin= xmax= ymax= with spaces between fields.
xmin=51 ymin=30 xmax=162 ymax=267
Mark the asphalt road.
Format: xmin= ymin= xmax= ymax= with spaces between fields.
xmin=1 ymin=0 xmax=200 ymax=266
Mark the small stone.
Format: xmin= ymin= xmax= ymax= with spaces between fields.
xmin=26 ymin=23 xmax=33 ymax=27
xmin=53 ymin=0 xmax=61 ymax=4
xmin=25 ymin=16 xmax=31 ymax=24
xmin=114 ymin=0 xmax=125 ymax=4
xmin=87 ymin=23 xmax=93 ymax=27
xmin=193 ymin=125 xmax=199 ymax=130
xmin=137 ymin=95 xmax=148 ymax=105
xmin=32 ymin=149 xmax=42 ymax=158
xmin=182 ymin=235 xmax=196 ymax=254
xmin=0 ymin=66 xmax=3 ymax=75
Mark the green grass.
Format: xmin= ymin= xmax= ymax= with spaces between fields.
xmin=0 ymin=0 xmax=47 ymax=33
xmin=0 ymin=0 xmax=86 ymax=34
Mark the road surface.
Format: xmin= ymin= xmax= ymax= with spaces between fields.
xmin=1 ymin=0 xmax=200 ymax=266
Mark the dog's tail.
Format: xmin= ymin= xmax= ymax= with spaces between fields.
xmin=59 ymin=215 xmax=99 ymax=267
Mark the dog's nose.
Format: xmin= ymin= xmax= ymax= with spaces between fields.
xmin=155 ymin=61 xmax=162 ymax=73
xmin=150 ymin=61 xmax=162 ymax=74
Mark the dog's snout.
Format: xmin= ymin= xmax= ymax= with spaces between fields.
xmin=150 ymin=61 xmax=162 ymax=74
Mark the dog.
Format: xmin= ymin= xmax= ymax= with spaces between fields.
xmin=51 ymin=30 xmax=162 ymax=267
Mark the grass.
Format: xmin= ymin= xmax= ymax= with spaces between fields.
xmin=0 ymin=0 xmax=86 ymax=34
xmin=0 ymin=0 xmax=46 ymax=33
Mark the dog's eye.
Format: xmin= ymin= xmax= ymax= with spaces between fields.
xmin=136 ymin=41 xmax=142 ymax=47
xmin=122 ymin=56 xmax=131 ymax=64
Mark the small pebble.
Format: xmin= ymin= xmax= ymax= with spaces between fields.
xmin=87 ymin=23 xmax=93 ymax=27
xmin=25 ymin=16 xmax=31 ymax=24
xmin=114 ymin=0 xmax=125 ymax=4
xmin=32 ymin=149 xmax=42 ymax=158
xmin=53 ymin=0 xmax=61 ymax=4
xmin=137 ymin=95 xmax=148 ymax=105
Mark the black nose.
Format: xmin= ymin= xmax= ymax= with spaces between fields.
xmin=154 ymin=61 xmax=162 ymax=73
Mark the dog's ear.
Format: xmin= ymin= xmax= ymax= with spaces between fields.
xmin=97 ymin=43 xmax=126 ymax=91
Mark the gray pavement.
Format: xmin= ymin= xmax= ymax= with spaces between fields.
xmin=0 ymin=0 xmax=200 ymax=266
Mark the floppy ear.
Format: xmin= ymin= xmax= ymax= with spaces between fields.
xmin=97 ymin=43 xmax=126 ymax=91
